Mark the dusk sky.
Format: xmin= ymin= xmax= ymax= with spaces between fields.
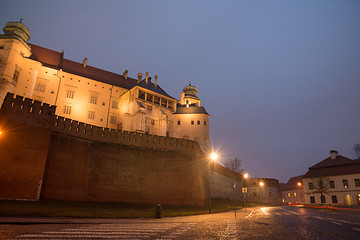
xmin=1 ymin=0 xmax=359 ymax=183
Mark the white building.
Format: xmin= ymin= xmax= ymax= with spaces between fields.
xmin=302 ymin=150 xmax=360 ymax=206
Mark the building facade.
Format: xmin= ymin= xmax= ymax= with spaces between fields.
xmin=279 ymin=175 xmax=304 ymax=204
xmin=244 ymin=178 xmax=280 ymax=204
xmin=0 ymin=21 xmax=210 ymax=152
xmin=302 ymin=150 xmax=360 ymax=206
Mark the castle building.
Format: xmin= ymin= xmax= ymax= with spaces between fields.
xmin=0 ymin=21 xmax=210 ymax=152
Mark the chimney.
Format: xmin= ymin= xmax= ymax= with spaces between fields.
xmin=137 ymin=73 xmax=143 ymax=83
xmin=145 ymin=72 xmax=149 ymax=83
xmin=155 ymin=75 xmax=158 ymax=87
xmin=83 ymin=58 xmax=87 ymax=67
xmin=123 ymin=70 xmax=128 ymax=79
xmin=330 ymin=150 xmax=338 ymax=159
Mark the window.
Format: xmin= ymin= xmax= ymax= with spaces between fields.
xmin=355 ymin=179 xmax=360 ymax=187
xmin=331 ymin=195 xmax=338 ymax=203
xmin=154 ymin=96 xmax=160 ymax=105
xmin=161 ymin=98 xmax=167 ymax=107
xmin=310 ymin=196 xmax=315 ymax=203
xmin=138 ymin=90 xmax=146 ymax=100
xmin=204 ymin=121 xmax=206 ymax=126
xmin=63 ymin=105 xmax=71 ymax=115
xmin=177 ymin=120 xmax=181 ymax=125
xmin=287 ymin=193 xmax=290 ymax=197
xmin=90 ymin=95 xmax=98 ymax=104
xmin=66 ymin=90 xmax=74 ymax=99
xmin=88 ymin=111 xmax=95 ymax=120
xmin=111 ymin=100 xmax=118 ymax=109
xmin=294 ymin=192 xmax=297 ymax=197
xmin=146 ymin=93 xmax=153 ymax=103
xmin=13 ymin=69 xmax=20 ymax=83
xmin=191 ymin=120 xmax=194 ymax=125
xmin=329 ymin=180 xmax=335 ymax=189
xmin=309 ymin=182 xmax=314 ymax=190
xmin=197 ymin=120 xmax=200 ymax=125
xmin=110 ymin=115 xmax=117 ymax=124
xmin=35 ymin=83 xmax=46 ymax=92
xmin=321 ymin=196 xmax=326 ymax=203
xmin=268 ymin=192 xmax=272 ymax=197
xmin=0 ymin=45 xmax=4 ymax=49
xmin=343 ymin=179 xmax=348 ymax=188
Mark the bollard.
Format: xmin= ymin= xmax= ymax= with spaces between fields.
xmin=155 ymin=204 xmax=162 ymax=218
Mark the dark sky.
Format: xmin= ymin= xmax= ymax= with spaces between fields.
xmin=1 ymin=0 xmax=359 ymax=182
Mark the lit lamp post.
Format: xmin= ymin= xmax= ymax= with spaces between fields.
xmin=209 ymin=152 xmax=217 ymax=214
xmin=259 ymin=181 xmax=264 ymax=207
xmin=242 ymin=173 xmax=248 ymax=211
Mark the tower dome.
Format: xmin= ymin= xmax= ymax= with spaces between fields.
xmin=183 ymin=82 xmax=200 ymax=101
xmin=2 ymin=20 xmax=30 ymax=44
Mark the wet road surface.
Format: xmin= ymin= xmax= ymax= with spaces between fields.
xmin=0 ymin=206 xmax=359 ymax=239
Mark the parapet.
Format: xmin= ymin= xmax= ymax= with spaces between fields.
xmin=0 ymin=92 xmax=56 ymax=117
xmin=53 ymin=116 xmax=202 ymax=152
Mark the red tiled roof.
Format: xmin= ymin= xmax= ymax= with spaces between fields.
xmin=303 ymin=155 xmax=360 ymax=179
xmin=28 ymin=43 xmax=138 ymax=90
xmin=280 ymin=175 xmax=303 ymax=191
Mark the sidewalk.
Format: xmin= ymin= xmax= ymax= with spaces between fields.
xmin=0 ymin=207 xmax=256 ymax=225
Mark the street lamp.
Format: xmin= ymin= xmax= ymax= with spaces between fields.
xmin=242 ymin=173 xmax=248 ymax=211
xmin=259 ymin=181 xmax=264 ymax=207
xmin=208 ymin=151 xmax=218 ymax=214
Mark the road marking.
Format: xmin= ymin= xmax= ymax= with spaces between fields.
xmin=17 ymin=222 xmax=181 ymax=239
xmin=330 ymin=221 xmax=343 ymax=225
xmin=222 ymin=219 xmax=237 ymax=239
xmin=245 ymin=209 xmax=257 ymax=218
xmin=155 ymin=222 xmax=196 ymax=239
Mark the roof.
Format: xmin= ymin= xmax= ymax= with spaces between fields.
xmin=303 ymin=155 xmax=360 ymax=179
xmin=174 ymin=103 xmax=209 ymax=115
xmin=136 ymin=79 xmax=176 ymax=100
xmin=279 ymin=175 xmax=303 ymax=191
xmin=28 ymin=43 xmax=173 ymax=93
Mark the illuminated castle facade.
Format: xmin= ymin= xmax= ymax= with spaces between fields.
xmin=0 ymin=21 xmax=211 ymax=152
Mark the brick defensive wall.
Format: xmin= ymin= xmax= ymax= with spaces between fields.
xmin=0 ymin=93 xmax=208 ymax=205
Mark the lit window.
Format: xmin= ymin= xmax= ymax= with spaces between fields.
xmin=177 ymin=120 xmax=181 ymax=125
xmin=329 ymin=180 xmax=335 ymax=189
xmin=66 ymin=90 xmax=74 ymax=99
xmin=287 ymin=193 xmax=290 ymax=197
xmin=35 ymin=83 xmax=46 ymax=92
xmin=309 ymin=182 xmax=314 ymax=190
xmin=342 ymin=179 xmax=348 ymax=188
xmin=331 ymin=195 xmax=337 ymax=203
xmin=88 ymin=111 xmax=95 ymax=120
xmin=294 ymin=192 xmax=296 ymax=197
xmin=111 ymin=100 xmax=118 ymax=109
xmin=310 ymin=196 xmax=315 ymax=203
xmin=90 ymin=95 xmax=98 ymax=104
xmin=63 ymin=105 xmax=71 ymax=115
xmin=355 ymin=179 xmax=360 ymax=187
xmin=110 ymin=115 xmax=117 ymax=124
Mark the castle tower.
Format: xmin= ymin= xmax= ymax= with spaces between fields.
xmin=173 ymin=82 xmax=211 ymax=153
xmin=0 ymin=20 xmax=41 ymax=106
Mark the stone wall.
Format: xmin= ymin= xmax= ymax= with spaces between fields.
xmin=0 ymin=93 xmax=208 ymax=205
xmin=0 ymin=94 xmax=56 ymax=200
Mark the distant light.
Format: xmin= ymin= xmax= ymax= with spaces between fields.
xmin=297 ymin=182 xmax=302 ymax=186
xmin=260 ymin=182 xmax=264 ymax=187
xmin=244 ymin=173 xmax=248 ymax=178
xmin=210 ymin=152 xmax=218 ymax=161
xmin=0 ymin=131 xmax=2 ymax=135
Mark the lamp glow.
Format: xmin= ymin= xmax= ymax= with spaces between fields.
xmin=297 ymin=182 xmax=302 ymax=186
xmin=210 ymin=152 xmax=218 ymax=161
xmin=244 ymin=173 xmax=248 ymax=178
xmin=259 ymin=182 xmax=264 ymax=187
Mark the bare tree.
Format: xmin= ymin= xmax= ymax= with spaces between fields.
xmin=353 ymin=144 xmax=360 ymax=159
xmin=311 ymin=177 xmax=331 ymax=205
xmin=225 ymin=157 xmax=244 ymax=174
